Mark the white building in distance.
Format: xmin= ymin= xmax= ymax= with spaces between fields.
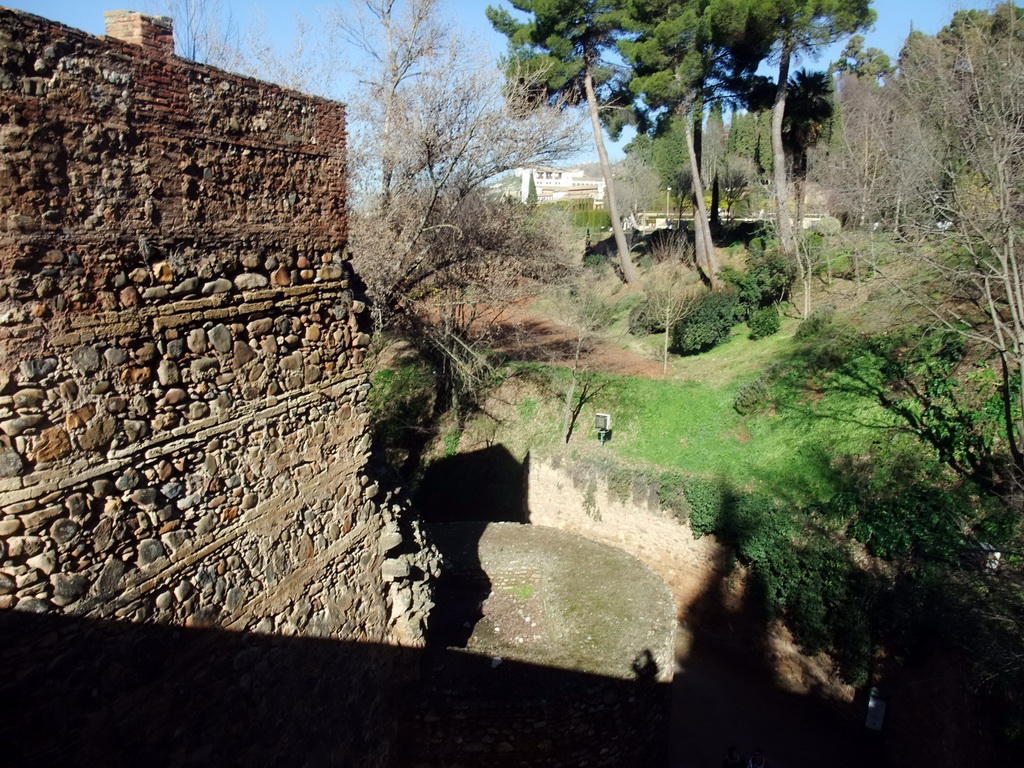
xmin=515 ymin=166 xmax=606 ymax=205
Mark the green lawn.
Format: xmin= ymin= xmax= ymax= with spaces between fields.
xmin=514 ymin=321 xmax=906 ymax=506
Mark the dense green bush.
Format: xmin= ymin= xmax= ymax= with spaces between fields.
xmin=733 ymin=361 xmax=785 ymax=415
xmin=615 ymin=464 xmax=882 ymax=687
xmin=788 ymin=543 xmax=875 ymax=686
xmin=794 ymin=304 xmax=836 ymax=340
xmin=734 ymin=493 xmax=877 ymax=685
xmin=655 ymin=470 xmax=690 ymax=519
xmin=721 ymin=248 xmax=795 ymax=320
xmin=733 ymin=378 xmax=771 ymax=415
xmin=671 ymin=291 xmax=739 ymax=355
xmin=719 ymin=266 xmax=754 ymax=315
xmin=683 ymin=478 xmax=725 ymax=536
xmin=846 ymin=484 xmax=969 ymax=562
xmin=583 ymin=250 xmax=610 ymax=270
xmin=628 ymin=298 xmax=663 ymax=336
xmin=722 ymin=493 xmax=796 ymax=570
xmin=748 ymin=305 xmax=781 ymax=339
xmin=672 ymin=478 xmax=878 ymax=685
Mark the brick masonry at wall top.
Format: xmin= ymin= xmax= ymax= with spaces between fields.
xmin=0 ymin=9 xmax=435 ymax=765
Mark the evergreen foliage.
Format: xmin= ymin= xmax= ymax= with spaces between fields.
xmin=833 ymin=33 xmax=893 ymax=79
xmin=747 ymin=305 xmax=781 ymax=339
xmin=487 ymin=0 xmax=641 ymax=283
xmin=793 ymin=304 xmax=835 ymax=340
xmin=732 ymin=376 xmax=771 ymax=414
xmin=628 ymin=297 xmax=663 ymax=336
xmin=727 ymin=110 xmax=772 ymax=176
xmin=721 ymin=244 xmax=795 ymax=319
xmin=574 ymin=208 xmax=612 ymax=230
xmin=671 ymin=291 xmax=739 ymax=355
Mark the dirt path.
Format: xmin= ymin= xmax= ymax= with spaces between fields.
xmin=481 ymin=297 xmax=667 ymax=379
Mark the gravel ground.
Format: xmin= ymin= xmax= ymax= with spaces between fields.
xmin=426 ymin=522 xmax=677 ymax=684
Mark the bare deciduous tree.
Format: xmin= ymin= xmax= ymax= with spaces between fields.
xmin=324 ymin=1 xmax=585 ymax=414
xmin=329 ymin=0 xmax=452 ymax=203
xmin=815 ymin=72 xmax=936 ymax=237
xmin=644 ymin=261 xmax=703 ymax=377
xmin=156 ymin=0 xmax=242 ymax=66
xmin=719 ymin=155 xmax=756 ymax=220
xmin=156 ymin=0 xmax=339 ymax=95
xmin=241 ymin=11 xmax=337 ymax=94
xmin=551 ymin=278 xmax=615 ymax=443
xmin=882 ymin=9 xmax=1024 ymax=483
xmin=612 ymin=154 xmax=662 ymax=233
xmin=326 ymin=1 xmax=583 ymax=324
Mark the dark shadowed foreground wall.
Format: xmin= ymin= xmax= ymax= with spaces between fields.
xmin=0 ymin=8 xmax=435 ymax=765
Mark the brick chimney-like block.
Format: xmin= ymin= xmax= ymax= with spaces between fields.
xmin=104 ymin=10 xmax=174 ymax=55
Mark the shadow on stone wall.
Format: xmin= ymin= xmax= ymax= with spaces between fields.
xmin=413 ymin=445 xmax=525 ymax=523
xmin=414 ymin=448 xmax=520 ymax=646
xmin=423 ymin=522 xmax=492 ymax=649
xmin=1 ymin=608 xmax=667 ymax=768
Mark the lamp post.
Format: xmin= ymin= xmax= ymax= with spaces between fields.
xmin=666 ymin=186 xmax=671 ymax=228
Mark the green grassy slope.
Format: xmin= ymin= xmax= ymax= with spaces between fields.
xmin=496 ymin=318 xmax=905 ymax=508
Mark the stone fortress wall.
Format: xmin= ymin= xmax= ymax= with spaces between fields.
xmin=0 ymin=8 xmax=434 ymax=765
xmin=0 ymin=9 xmax=675 ymax=767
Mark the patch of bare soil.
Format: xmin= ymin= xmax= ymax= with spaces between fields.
xmin=431 ymin=522 xmax=677 ymax=682
xmin=467 ymin=577 xmax=548 ymax=656
xmin=479 ymin=298 xmax=666 ymax=379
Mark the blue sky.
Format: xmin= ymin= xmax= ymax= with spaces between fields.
xmin=11 ymin=0 xmax=969 ymax=158
xmin=8 ymin=0 xmax=966 ymax=60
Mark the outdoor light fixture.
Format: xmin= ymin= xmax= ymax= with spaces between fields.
xmin=595 ymin=413 xmax=612 ymax=444
xmin=865 ymin=689 xmax=888 ymax=732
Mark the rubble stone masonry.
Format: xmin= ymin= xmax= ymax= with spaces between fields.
xmin=0 ymin=8 xmax=433 ymax=765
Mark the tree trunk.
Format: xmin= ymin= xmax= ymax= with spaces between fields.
xmin=795 ymin=239 xmax=812 ymax=319
xmin=562 ymin=373 xmax=576 ymax=444
xmin=584 ymin=66 xmax=638 ymax=284
xmin=711 ymin=172 xmax=720 ymax=227
xmin=772 ymin=43 xmax=796 ymax=259
xmin=663 ymin=322 xmax=670 ymax=379
xmin=794 ymin=165 xmax=805 ymax=236
xmin=683 ymin=108 xmax=718 ymax=288
xmin=802 ymin=263 xmax=811 ymax=318
xmin=1000 ymin=353 xmax=1024 ymax=477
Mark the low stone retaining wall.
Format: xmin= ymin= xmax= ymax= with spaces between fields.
xmin=405 ymin=670 xmax=669 ymax=768
xmin=524 ymin=454 xmax=728 ymax=616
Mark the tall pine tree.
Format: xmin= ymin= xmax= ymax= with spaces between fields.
xmin=488 ymin=1 xmax=640 ymax=283
xmin=717 ymin=0 xmax=874 ymax=258
xmin=621 ymin=0 xmax=720 ymax=285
